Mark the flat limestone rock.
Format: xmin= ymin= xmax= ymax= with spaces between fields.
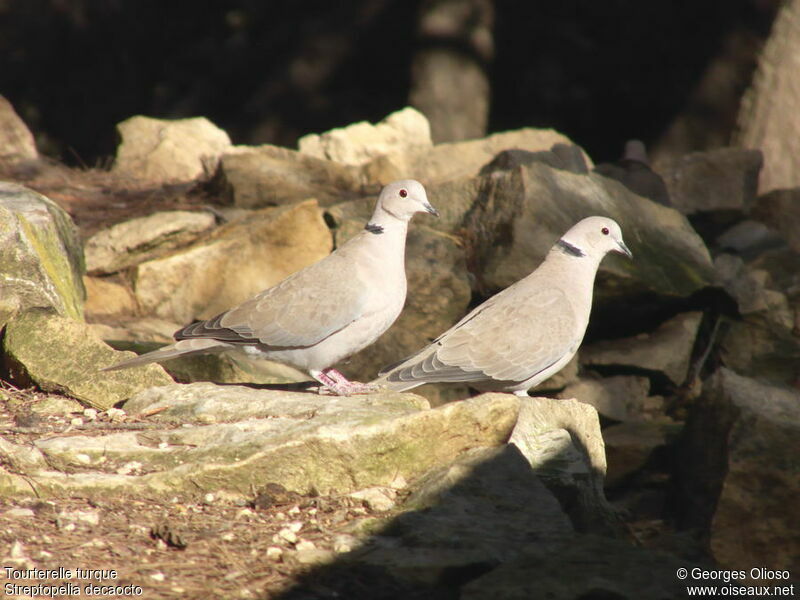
xmin=84 ymin=210 xmax=217 ymax=274
xmin=581 ymin=312 xmax=704 ymax=386
xmin=218 ymin=144 xmax=362 ymax=209
xmin=0 ymin=387 xmax=520 ymax=501
xmin=134 ymin=199 xmax=332 ymax=323
xmin=558 ymin=375 xmax=651 ymax=422
xmin=0 ymin=182 xmax=85 ymax=325
xmin=2 ymin=309 xmax=173 ymax=410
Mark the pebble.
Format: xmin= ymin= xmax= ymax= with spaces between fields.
xmin=4 ymin=508 xmax=35 ymax=518
xmin=275 ymin=528 xmax=297 ymax=544
xmin=266 ymin=546 xmax=283 ymax=561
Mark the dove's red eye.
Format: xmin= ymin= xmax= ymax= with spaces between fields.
xmin=399 ymin=189 xmax=408 ymax=198
xmin=601 ymin=227 xmax=609 ymax=235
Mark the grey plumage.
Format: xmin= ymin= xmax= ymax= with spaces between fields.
xmin=373 ymin=216 xmax=632 ymax=396
xmin=104 ymin=180 xmax=438 ymax=395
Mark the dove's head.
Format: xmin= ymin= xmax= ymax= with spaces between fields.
xmin=558 ymin=216 xmax=633 ymax=260
xmin=376 ymin=180 xmax=439 ymax=222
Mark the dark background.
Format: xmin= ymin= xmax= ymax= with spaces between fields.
xmin=0 ymin=0 xmax=778 ymax=165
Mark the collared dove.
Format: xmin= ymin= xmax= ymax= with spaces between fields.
xmin=373 ymin=216 xmax=632 ymax=396
xmin=104 ymin=180 xmax=439 ymax=395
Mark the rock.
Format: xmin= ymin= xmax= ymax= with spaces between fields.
xmin=84 ymin=210 xmax=217 ymax=274
xmin=464 ymin=162 xmax=714 ymax=298
xmin=348 ymin=487 xmax=397 ymax=512
xmin=461 ymin=535 xmax=702 ymax=600
xmin=217 ymin=145 xmax=363 ymax=209
xmin=0 ymin=388 xmax=519 ymax=500
xmin=751 ymin=188 xmax=800 ymax=253
xmin=352 ymin=445 xmax=574 ymax=583
xmin=736 ymin=0 xmax=800 ymax=194
xmin=716 ymin=252 xmax=800 ymax=385
xmin=558 ymin=374 xmax=652 ymax=422
xmin=113 ymin=116 xmax=232 ymax=185
xmin=298 ymin=107 xmax=432 ymax=167
xmin=2 ymin=309 xmax=173 ymax=410
xmin=134 ymin=199 xmax=332 ymax=323
xmin=481 ymin=144 xmax=591 ymax=177
xmin=657 ymin=148 xmax=762 ymax=215
xmin=83 ymin=276 xmax=137 ymax=319
xmin=336 ymin=221 xmax=471 ymax=384
xmin=509 ymin=396 xmax=618 ymax=535
xmin=0 ymin=95 xmax=37 ymax=162
xmin=0 ymin=182 xmax=85 ymax=325
xmin=581 ymin=312 xmax=704 ymax=386
xmin=675 ymin=368 xmax=800 ymax=571
xmin=603 ymin=420 xmax=680 ymax=488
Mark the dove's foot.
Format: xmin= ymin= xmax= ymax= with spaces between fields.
xmin=311 ymin=368 xmax=377 ymax=396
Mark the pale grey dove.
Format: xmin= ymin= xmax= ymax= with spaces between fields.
xmin=373 ymin=216 xmax=632 ymax=396
xmin=104 ymin=180 xmax=438 ymax=395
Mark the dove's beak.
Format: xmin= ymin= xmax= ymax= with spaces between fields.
xmin=423 ymin=202 xmax=440 ymax=217
xmin=616 ymin=241 xmax=633 ymax=259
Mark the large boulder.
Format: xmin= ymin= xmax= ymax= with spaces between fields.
xmin=113 ymin=116 xmax=232 ymax=185
xmin=2 ymin=309 xmax=173 ymax=410
xmin=0 ymin=182 xmax=85 ymax=325
xmin=675 ymin=368 xmax=800 ymax=571
xmin=134 ymin=199 xmax=332 ymax=323
xmin=0 ymin=386 xmax=519 ymax=500
xmin=464 ymin=162 xmax=715 ymax=299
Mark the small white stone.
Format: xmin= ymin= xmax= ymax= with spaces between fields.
xmin=333 ymin=534 xmax=357 ymax=554
xmin=204 ymin=493 xmax=215 ymax=504
xmin=221 ymin=532 xmax=235 ymax=542
xmin=287 ymin=521 xmax=303 ymax=533
xmin=70 ymin=417 xmax=84 ymax=426
xmin=106 ymin=408 xmax=127 ymax=421
xmin=116 ymin=461 xmax=142 ymax=475
xmin=158 ymin=441 xmax=169 ymax=449
xmin=275 ymin=528 xmax=297 ymax=544
xmin=235 ymin=508 xmax=255 ymax=520
xmin=74 ymin=453 xmax=91 ymax=464
xmin=9 ymin=541 xmax=26 ymax=558
xmin=83 ymin=408 xmax=98 ymax=420
xmin=150 ymin=572 xmax=166 ymax=582
xmin=266 ymin=546 xmax=283 ymax=562
xmin=288 ymin=505 xmax=301 ymax=515
xmin=295 ymin=539 xmax=316 ymax=552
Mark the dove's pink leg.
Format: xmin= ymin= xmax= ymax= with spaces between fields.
xmin=310 ymin=368 xmax=376 ymax=396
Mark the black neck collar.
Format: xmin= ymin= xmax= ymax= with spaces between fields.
xmin=556 ymin=239 xmax=585 ymax=257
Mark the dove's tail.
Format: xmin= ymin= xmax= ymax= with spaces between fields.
xmin=102 ymin=338 xmax=228 ymax=372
